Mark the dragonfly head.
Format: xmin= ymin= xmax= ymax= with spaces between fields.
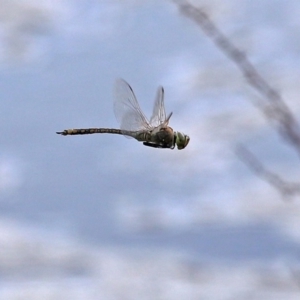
xmin=175 ymin=131 xmax=190 ymax=150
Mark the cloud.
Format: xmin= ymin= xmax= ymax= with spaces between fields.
xmin=0 ymin=155 xmax=23 ymax=196
xmin=0 ymin=0 xmax=64 ymax=63
xmin=0 ymin=0 xmax=151 ymax=64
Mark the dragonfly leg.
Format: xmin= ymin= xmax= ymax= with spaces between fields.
xmin=143 ymin=142 xmax=174 ymax=149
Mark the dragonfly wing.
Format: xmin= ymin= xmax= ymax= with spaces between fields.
xmin=114 ymin=79 xmax=152 ymax=137
xmin=149 ymin=86 xmax=172 ymax=127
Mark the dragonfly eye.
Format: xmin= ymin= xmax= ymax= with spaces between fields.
xmin=175 ymin=132 xmax=190 ymax=150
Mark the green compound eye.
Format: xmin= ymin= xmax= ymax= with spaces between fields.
xmin=175 ymin=132 xmax=190 ymax=150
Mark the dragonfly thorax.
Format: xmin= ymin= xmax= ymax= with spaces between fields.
xmin=145 ymin=127 xmax=190 ymax=150
xmin=152 ymin=126 xmax=174 ymax=146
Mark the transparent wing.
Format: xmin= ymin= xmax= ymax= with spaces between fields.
xmin=149 ymin=86 xmax=173 ymax=127
xmin=113 ymin=79 xmax=152 ymax=136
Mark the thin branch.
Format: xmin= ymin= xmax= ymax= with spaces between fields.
xmin=173 ymin=1 xmax=300 ymax=156
xmin=236 ymin=145 xmax=300 ymax=199
xmin=172 ymin=0 xmax=300 ymax=198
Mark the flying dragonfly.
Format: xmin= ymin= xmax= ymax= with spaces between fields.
xmin=56 ymin=79 xmax=190 ymax=150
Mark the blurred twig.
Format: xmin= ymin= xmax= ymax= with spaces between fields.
xmin=236 ymin=145 xmax=300 ymax=199
xmin=290 ymin=267 xmax=300 ymax=290
xmin=173 ymin=0 xmax=300 ymax=197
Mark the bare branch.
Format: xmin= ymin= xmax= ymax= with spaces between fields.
xmin=173 ymin=1 xmax=300 ymax=156
xmin=236 ymin=145 xmax=300 ymax=199
xmin=290 ymin=267 xmax=300 ymax=290
xmin=172 ymin=0 xmax=300 ymax=198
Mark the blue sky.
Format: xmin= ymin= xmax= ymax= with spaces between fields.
xmin=0 ymin=0 xmax=300 ymax=300
xmin=0 ymin=1 xmax=300 ymax=297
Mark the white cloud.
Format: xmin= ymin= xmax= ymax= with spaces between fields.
xmin=0 ymin=217 xmax=299 ymax=299
xmin=0 ymin=0 xmax=69 ymax=63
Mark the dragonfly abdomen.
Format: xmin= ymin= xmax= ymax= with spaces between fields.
xmin=56 ymin=128 xmax=123 ymax=136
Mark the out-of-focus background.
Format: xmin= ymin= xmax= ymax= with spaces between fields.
xmin=0 ymin=0 xmax=300 ymax=299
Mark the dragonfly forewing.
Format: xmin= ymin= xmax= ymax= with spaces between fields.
xmin=149 ymin=86 xmax=166 ymax=127
xmin=114 ymin=79 xmax=152 ymax=137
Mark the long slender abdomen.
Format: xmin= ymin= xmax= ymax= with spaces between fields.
xmin=56 ymin=128 xmax=123 ymax=136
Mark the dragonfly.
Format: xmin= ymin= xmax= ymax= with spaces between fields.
xmin=56 ymin=79 xmax=190 ymax=150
